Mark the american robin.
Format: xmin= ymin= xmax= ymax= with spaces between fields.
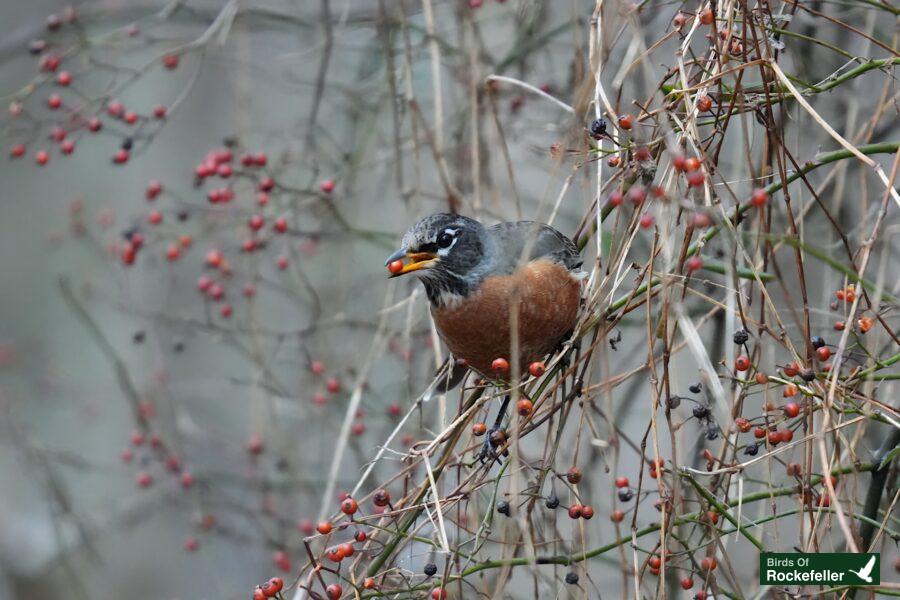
xmin=385 ymin=213 xmax=584 ymax=459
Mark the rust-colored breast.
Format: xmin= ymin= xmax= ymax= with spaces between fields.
xmin=431 ymin=260 xmax=582 ymax=376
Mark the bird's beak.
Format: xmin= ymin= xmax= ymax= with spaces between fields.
xmin=385 ymin=248 xmax=438 ymax=277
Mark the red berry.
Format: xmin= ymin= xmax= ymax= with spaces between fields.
xmin=566 ymin=467 xmax=583 ymax=484
xmin=697 ymin=95 xmax=712 ymax=112
xmin=615 ymin=476 xmax=629 ymax=488
xmin=247 ymin=434 xmax=264 ymax=455
xmin=610 ymin=509 xmax=625 ymax=522
xmin=56 ymin=71 xmax=71 ymax=86
xmin=320 ymin=179 xmax=335 ymax=193
xmin=734 ymin=417 xmax=751 ymax=433
xmin=686 ymin=256 xmax=703 ymax=272
xmin=341 ymin=497 xmax=358 ymax=515
xmin=431 ymin=588 xmax=447 ymax=600
xmin=124 ymin=111 xmax=138 ymax=125
xmin=617 ymin=114 xmax=633 ymax=130
xmin=180 ymin=471 xmax=195 ymax=488
xmin=113 ymin=149 xmax=130 ymax=164
xmin=47 ymin=94 xmax=62 ymax=109
xmin=681 ymin=577 xmax=694 ymax=590
xmin=253 ymin=587 xmax=266 ymax=600
xmin=146 ymin=180 xmax=162 ymax=200
xmin=268 ymin=577 xmax=284 ymax=594
xmin=684 ymin=157 xmax=701 ymax=172
xmin=687 ymin=171 xmax=705 ymax=187
xmin=750 ymin=188 xmax=769 ymax=207
xmin=491 ymin=357 xmax=510 ymax=374
xmin=184 ymin=537 xmax=198 ymax=552
xmin=639 ymin=214 xmax=654 ymax=229
xmin=517 ymin=399 xmax=533 ymax=416
xmin=249 ymin=214 xmax=264 ymax=231
xmin=608 ymin=190 xmax=624 ymax=207
xmin=274 ymin=217 xmax=287 ymax=233
xmin=60 ymin=139 xmax=75 ymax=155
xmin=734 ymin=355 xmax=751 ymax=371
xmin=317 ymin=521 xmax=333 ymax=535
xmin=528 ymin=361 xmax=545 ymax=377
xmin=700 ymin=556 xmax=717 ymax=571
xmin=780 ymin=429 xmax=794 ymax=443
xmin=325 ymin=584 xmax=342 ymax=599
xmin=153 ymin=105 xmax=167 ymax=119
xmin=581 ymin=505 xmax=594 ymax=519
xmin=88 ymin=117 xmax=102 ymax=132
xmin=567 ymin=504 xmax=583 ymax=519
xmin=783 ymin=402 xmax=800 ymax=418
xmin=699 ymin=7 xmax=714 ymax=24
xmin=148 ymin=210 xmax=162 ymax=225
xmin=10 ymin=144 xmax=25 ymax=158
xmin=628 ymin=186 xmax=646 ymax=205
xmin=35 ymin=150 xmax=49 ymax=166
xmin=163 ymin=54 xmax=179 ymax=69
xmin=107 ymin=100 xmax=124 ymax=117
xmin=326 ymin=547 xmax=343 ymax=563
xmin=326 ymin=377 xmax=341 ymax=393
xmin=816 ymin=346 xmax=831 ymax=361
xmin=136 ymin=471 xmax=153 ymax=488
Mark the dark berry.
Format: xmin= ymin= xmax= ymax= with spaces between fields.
xmin=565 ymin=572 xmax=579 ymax=585
xmin=589 ymin=118 xmax=607 ymax=139
xmin=706 ymin=424 xmax=718 ymax=440
xmin=810 ymin=336 xmax=826 ymax=349
xmin=617 ymin=488 xmax=634 ymax=502
xmin=744 ymin=443 xmax=759 ymax=456
xmin=689 ymin=383 xmax=702 ymax=394
xmin=496 ymin=500 xmax=510 ymax=516
xmin=545 ymin=493 xmax=559 ymax=509
xmin=733 ymin=329 xmax=749 ymax=345
xmin=692 ymin=404 xmax=710 ymax=419
xmin=424 ymin=563 xmax=437 ymax=577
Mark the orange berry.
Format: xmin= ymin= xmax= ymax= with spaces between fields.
xmin=566 ymin=467 xmax=583 ymax=484
xmin=615 ymin=476 xmax=629 ymax=488
xmin=699 ymin=7 xmax=714 ymax=24
xmin=517 ymin=399 xmax=533 ymax=416
xmin=755 ymin=372 xmax=769 ymax=384
xmin=697 ymin=95 xmax=712 ymax=112
xmin=617 ymin=114 xmax=633 ymax=130
xmin=783 ymin=402 xmax=800 ymax=418
xmin=734 ymin=417 xmax=751 ymax=433
xmin=610 ymin=509 xmax=625 ymax=522
xmin=700 ymin=557 xmax=717 ymax=571
xmin=472 ymin=422 xmax=487 ymax=436
xmin=783 ymin=383 xmax=798 ymax=398
xmin=734 ymin=355 xmax=751 ymax=371
xmin=528 ymin=361 xmax=546 ymax=377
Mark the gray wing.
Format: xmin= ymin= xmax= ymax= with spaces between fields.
xmin=488 ymin=221 xmax=582 ymax=274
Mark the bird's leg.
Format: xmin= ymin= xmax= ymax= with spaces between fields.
xmin=478 ymin=394 xmax=511 ymax=463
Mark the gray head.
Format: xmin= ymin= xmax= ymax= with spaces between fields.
xmin=385 ymin=213 xmax=489 ymax=305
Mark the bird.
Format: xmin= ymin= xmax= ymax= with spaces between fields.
xmin=385 ymin=213 xmax=584 ymax=458
xmin=848 ymin=555 xmax=876 ymax=583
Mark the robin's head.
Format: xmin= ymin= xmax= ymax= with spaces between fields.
xmin=385 ymin=214 xmax=489 ymax=304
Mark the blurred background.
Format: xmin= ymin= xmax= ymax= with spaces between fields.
xmin=0 ymin=1 xmax=897 ymax=599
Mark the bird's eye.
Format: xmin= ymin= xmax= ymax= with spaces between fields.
xmin=437 ymin=232 xmax=454 ymax=248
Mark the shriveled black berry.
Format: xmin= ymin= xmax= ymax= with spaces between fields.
xmin=800 ymin=369 xmax=816 ymax=382
xmin=177 ymin=210 xmax=190 ymax=222
xmin=589 ymin=118 xmax=607 ymax=139
xmin=744 ymin=443 xmax=759 ymax=456
xmin=810 ymin=336 xmax=826 ymax=349
xmin=121 ymin=137 xmax=134 ymax=151
xmin=173 ymin=341 xmax=184 ymax=353
xmin=424 ymin=563 xmax=437 ymax=577
xmin=689 ymin=383 xmax=702 ymax=394
xmin=666 ymin=395 xmax=682 ymax=409
xmin=132 ymin=331 xmax=145 ymax=344
xmin=545 ymin=493 xmax=559 ymax=509
xmin=565 ymin=572 xmax=579 ymax=585
xmin=692 ymin=404 xmax=710 ymax=419
xmin=706 ymin=424 xmax=718 ymax=440
xmin=617 ymin=488 xmax=634 ymax=502
xmin=496 ymin=500 xmax=510 ymax=516
xmin=733 ymin=329 xmax=749 ymax=345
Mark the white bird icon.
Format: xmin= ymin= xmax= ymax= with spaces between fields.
xmin=848 ymin=555 xmax=876 ymax=583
